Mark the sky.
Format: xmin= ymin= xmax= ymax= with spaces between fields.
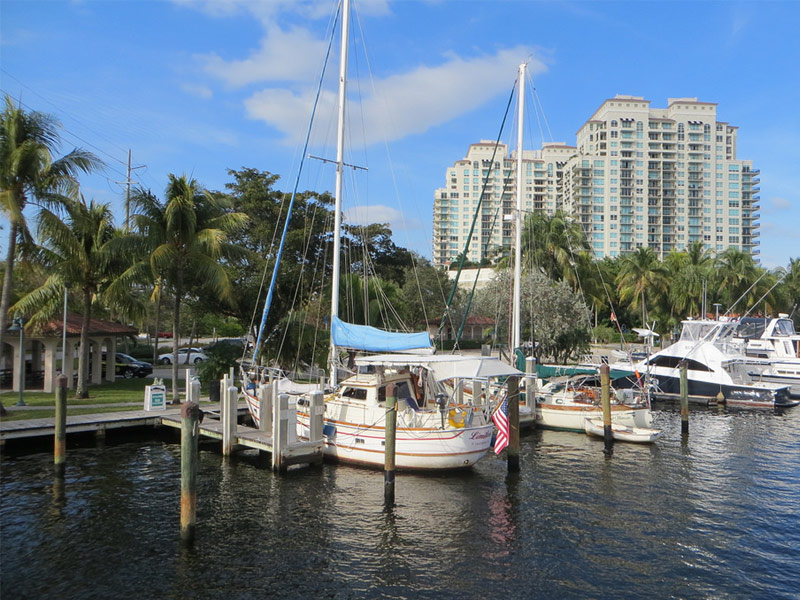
xmin=1 ymin=0 xmax=798 ymax=269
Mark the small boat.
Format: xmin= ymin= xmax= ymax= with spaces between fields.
xmin=583 ymin=418 xmax=662 ymax=444
xmin=534 ymin=372 xmax=654 ymax=432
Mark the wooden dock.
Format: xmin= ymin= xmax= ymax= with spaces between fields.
xmin=0 ymin=399 xmax=324 ymax=469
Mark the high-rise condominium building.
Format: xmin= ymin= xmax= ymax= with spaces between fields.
xmin=432 ymin=96 xmax=760 ymax=266
xmin=432 ymin=141 xmax=576 ymax=267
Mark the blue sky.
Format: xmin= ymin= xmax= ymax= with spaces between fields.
xmin=2 ymin=0 xmax=798 ymax=268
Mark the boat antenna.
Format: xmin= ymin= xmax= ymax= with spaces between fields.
xmin=741 ymin=272 xmax=786 ymax=318
xmin=721 ymin=270 xmax=767 ymax=319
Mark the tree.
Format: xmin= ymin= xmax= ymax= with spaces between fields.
xmin=472 ymin=269 xmax=592 ymax=363
xmin=12 ymin=198 xmax=126 ymax=398
xmin=218 ymin=168 xmax=333 ymax=352
xmin=711 ymin=247 xmax=775 ymax=316
xmin=663 ymin=241 xmax=714 ymax=320
xmin=0 ymin=95 xmax=101 ymax=364
xmin=616 ymin=247 xmax=668 ymax=327
xmin=342 ymin=222 xmax=414 ymax=286
xmin=521 ymin=210 xmax=590 ymax=287
xmin=126 ymin=174 xmax=248 ymax=401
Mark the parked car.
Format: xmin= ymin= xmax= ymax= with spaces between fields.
xmin=157 ymin=331 xmax=173 ymax=339
xmin=158 ymin=347 xmax=208 ymax=365
xmin=103 ymin=353 xmax=153 ymax=379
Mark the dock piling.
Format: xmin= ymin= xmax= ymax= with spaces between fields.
xmin=309 ymin=391 xmax=323 ymax=445
xmin=54 ymin=374 xmax=67 ymax=476
xmin=271 ymin=393 xmax=288 ymax=472
xmin=525 ymin=357 xmax=537 ymax=409
xmin=679 ymin=361 xmax=689 ymax=436
xmin=384 ymin=383 xmax=397 ymax=506
xmin=180 ymin=401 xmax=200 ymax=544
xmin=222 ymin=385 xmax=237 ymax=456
xmin=600 ymin=364 xmax=613 ymax=455
xmin=507 ymin=376 xmax=520 ymax=472
xmin=258 ymin=383 xmax=273 ymax=433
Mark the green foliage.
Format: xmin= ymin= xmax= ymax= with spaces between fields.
xmin=592 ymin=325 xmax=617 ymax=344
xmin=196 ymin=342 xmax=241 ymax=387
xmin=472 ymin=269 xmax=592 ymax=363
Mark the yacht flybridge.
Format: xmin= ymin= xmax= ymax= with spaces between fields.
xmin=736 ymin=315 xmax=800 ymax=397
xmin=615 ymin=319 xmax=794 ymax=408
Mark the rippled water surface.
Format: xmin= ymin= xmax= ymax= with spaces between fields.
xmin=2 ymin=407 xmax=799 ymax=599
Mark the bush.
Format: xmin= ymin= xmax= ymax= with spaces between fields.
xmin=196 ymin=343 xmax=242 ymax=402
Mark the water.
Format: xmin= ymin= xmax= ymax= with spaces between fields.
xmin=2 ymin=407 xmax=799 ymax=599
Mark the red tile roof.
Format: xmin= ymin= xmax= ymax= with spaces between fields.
xmin=32 ymin=314 xmax=139 ymax=337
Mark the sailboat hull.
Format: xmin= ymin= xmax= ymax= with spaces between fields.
xmin=296 ymin=409 xmax=493 ymax=470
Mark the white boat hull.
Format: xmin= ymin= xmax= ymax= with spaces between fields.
xmin=584 ymin=418 xmax=662 ymax=443
xmin=296 ymin=409 xmax=493 ymax=470
xmin=535 ymin=402 xmax=652 ymax=432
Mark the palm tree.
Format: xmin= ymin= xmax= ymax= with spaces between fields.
xmin=713 ymin=247 xmax=762 ymax=314
xmin=664 ymin=241 xmax=714 ymax=319
xmin=12 ymin=198 xmax=127 ymax=398
xmin=521 ymin=210 xmax=590 ymax=288
xmin=616 ymin=247 xmax=668 ymax=328
xmin=0 ymin=95 xmax=101 ymax=353
xmin=122 ymin=174 xmax=248 ymax=402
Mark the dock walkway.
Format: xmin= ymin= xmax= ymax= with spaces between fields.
xmin=1 ymin=399 xmax=324 ymax=469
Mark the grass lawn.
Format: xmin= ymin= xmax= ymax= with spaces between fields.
xmin=0 ymin=378 xmax=194 ymax=422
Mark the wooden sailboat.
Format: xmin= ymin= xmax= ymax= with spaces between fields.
xmin=241 ymin=0 xmax=521 ymax=470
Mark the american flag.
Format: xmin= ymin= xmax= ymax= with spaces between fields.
xmin=491 ymin=396 xmax=509 ymax=455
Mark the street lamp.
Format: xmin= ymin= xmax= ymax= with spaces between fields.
xmin=9 ymin=316 xmax=26 ymax=406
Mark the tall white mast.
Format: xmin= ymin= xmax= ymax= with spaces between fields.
xmin=329 ymin=0 xmax=350 ymax=387
xmin=512 ymin=62 xmax=526 ymax=353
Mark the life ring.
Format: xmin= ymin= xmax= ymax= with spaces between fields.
xmin=448 ymin=407 xmax=468 ymax=428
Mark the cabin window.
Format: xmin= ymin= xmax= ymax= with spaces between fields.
xmin=342 ymin=387 xmax=367 ymax=401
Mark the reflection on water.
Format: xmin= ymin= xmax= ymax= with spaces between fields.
xmin=2 ymin=407 xmax=799 ymax=599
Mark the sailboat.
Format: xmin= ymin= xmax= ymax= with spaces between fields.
xmin=241 ymin=0 xmax=521 ymax=470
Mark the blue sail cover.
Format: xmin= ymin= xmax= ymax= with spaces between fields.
xmin=331 ymin=316 xmax=432 ymax=352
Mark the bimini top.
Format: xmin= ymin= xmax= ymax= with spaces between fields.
xmin=331 ymin=316 xmax=433 ymax=353
xmin=355 ymin=354 xmax=523 ymax=382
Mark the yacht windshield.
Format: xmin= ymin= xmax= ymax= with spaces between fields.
xmin=775 ymin=319 xmax=796 ymax=337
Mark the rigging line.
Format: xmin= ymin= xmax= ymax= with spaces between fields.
xmin=437 ymin=79 xmax=517 ymax=342
xmin=594 ymin=258 xmax=628 ymax=352
xmin=0 ymin=86 xmax=129 ymax=173
xmin=0 ymin=74 xmax=131 ymax=157
xmin=252 ymin=0 xmax=341 ymax=364
xmin=353 ymin=7 xmax=438 ymax=331
xmin=529 ymin=74 xmax=555 ymax=142
xmin=352 ymin=10 xmax=449 ymax=329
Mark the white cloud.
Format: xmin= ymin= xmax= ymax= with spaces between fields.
xmin=200 ymin=25 xmax=330 ymax=87
xmin=180 ymin=82 xmax=213 ymax=99
xmin=244 ymin=45 xmax=546 ymax=145
xmin=174 ymin=0 xmax=389 ymax=22
xmin=345 ymin=204 xmax=420 ymax=232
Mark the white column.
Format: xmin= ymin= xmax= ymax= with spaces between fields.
xmin=43 ymin=340 xmax=59 ymax=393
xmin=105 ymin=337 xmax=117 ymax=382
xmin=11 ymin=340 xmax=22 ymax=393
xmin=90 ymin=339 xmax=103 ymax=385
